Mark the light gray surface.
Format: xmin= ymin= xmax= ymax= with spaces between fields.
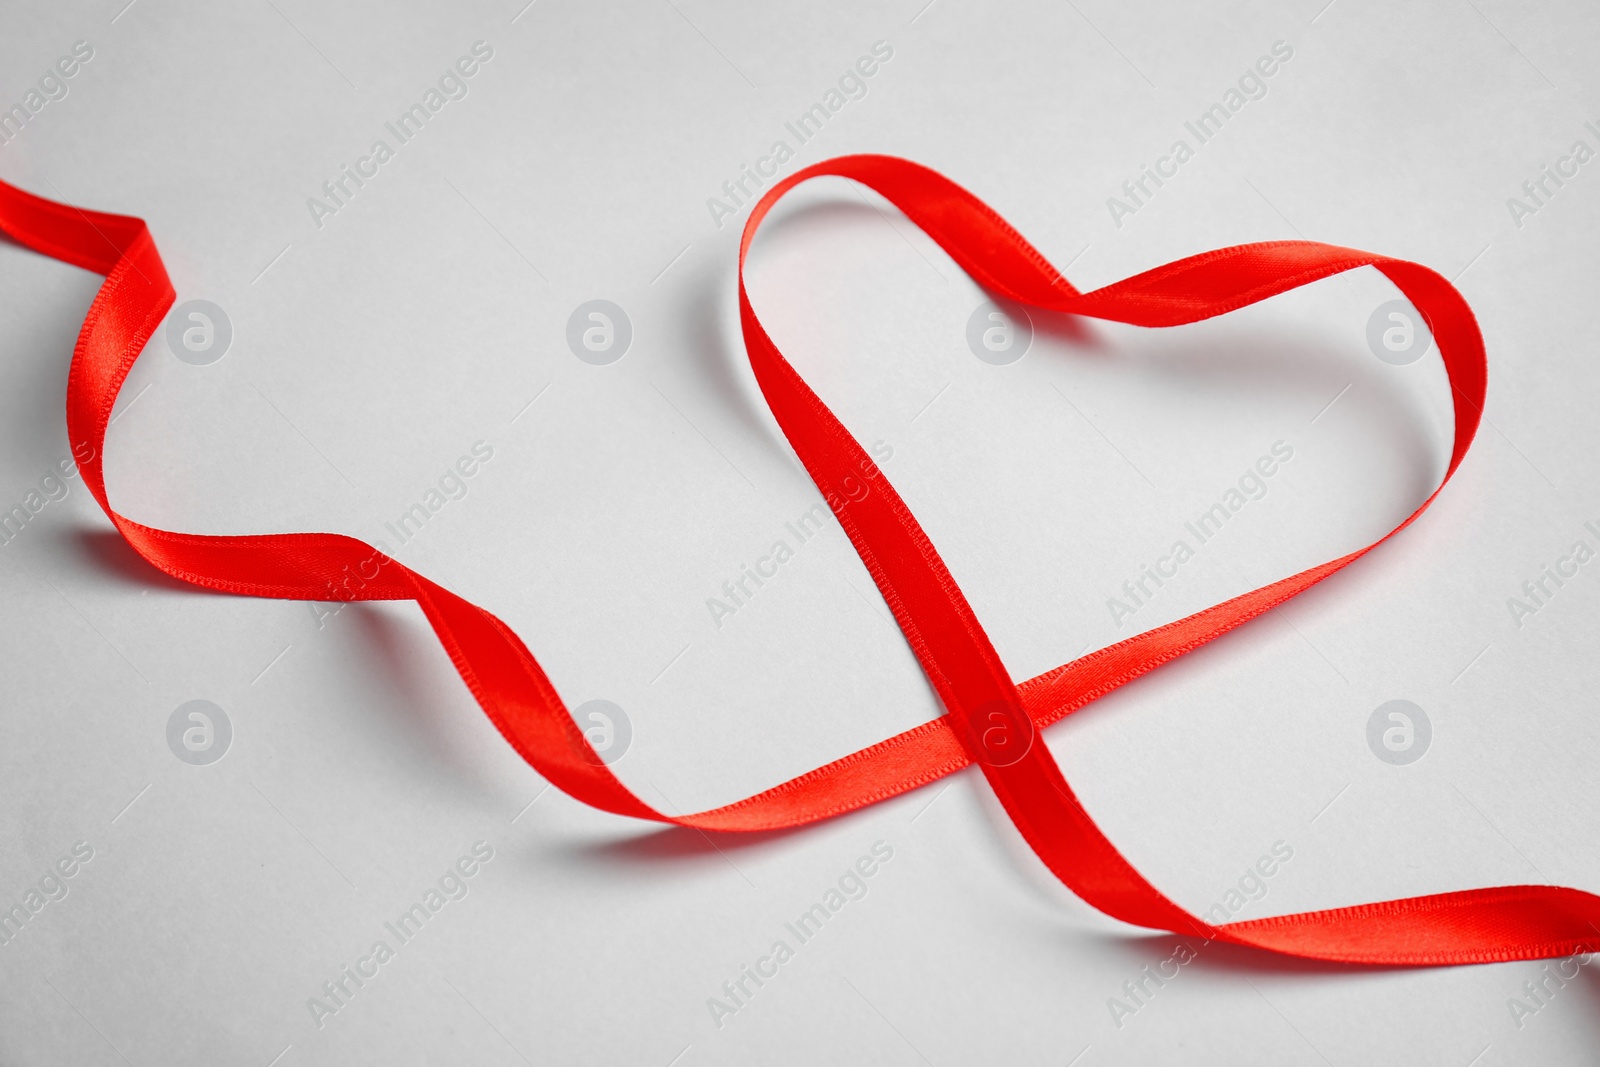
xmin=1 ymin=0 xmax=1598 ymax=1063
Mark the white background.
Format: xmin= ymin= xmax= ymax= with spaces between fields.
xmin=2 ymin=0 xmax=1599 ymax=1063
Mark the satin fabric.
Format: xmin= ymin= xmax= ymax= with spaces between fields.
xmin=3 ymin=154 xmax=1595 ymax=968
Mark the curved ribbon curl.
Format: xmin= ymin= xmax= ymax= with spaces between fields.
xmin=3 ymin=154 xmax=1595 ymax=968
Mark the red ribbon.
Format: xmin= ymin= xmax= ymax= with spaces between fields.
xmin=5 ymin=154 xmax=1597 ymax=967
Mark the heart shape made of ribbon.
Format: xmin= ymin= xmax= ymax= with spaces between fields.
xmin=2 ymin=153 xmax=1595 ymax=971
